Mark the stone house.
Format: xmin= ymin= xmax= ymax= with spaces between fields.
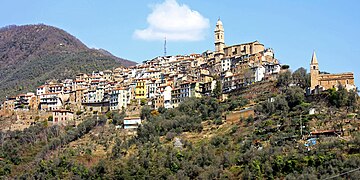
xmin=123 ymin=117 xmax=142 ymax=129
xmin=52 ymin=109 xmax=74 ymax=126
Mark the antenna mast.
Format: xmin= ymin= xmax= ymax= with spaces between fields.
xmin=164 ymin=37 xmax=167 ymax=57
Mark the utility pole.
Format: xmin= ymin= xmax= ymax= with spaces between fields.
xmin=300 ymin=114 xmax=302 ymax=136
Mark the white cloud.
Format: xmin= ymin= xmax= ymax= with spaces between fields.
xmin=134 ymin=0 xmax=209 ymax=41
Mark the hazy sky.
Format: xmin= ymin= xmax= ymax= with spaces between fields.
xmin=1 ymin=0 xmax=359 ymax=85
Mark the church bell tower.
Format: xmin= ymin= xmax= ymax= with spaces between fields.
xmin=214 ymin=18 xmax=225 ymax=57
xmin=310 ymin=51 xmax=319 ymax=90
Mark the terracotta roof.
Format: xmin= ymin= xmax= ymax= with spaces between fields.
xmin=52 ymin=109 xmax=73 ymax=113
xmin=42 ymin=92 xmax=60 ymax=95
xmin=113 ymin=87 xmax=126 ymax=90
xmin=49 ymin=85 xmax=63 ymax=87
xmin=124 ymin=117 xmax=141 ymax=120
xmin=311 ymin=130 xmax=339 ymax=135
xmin=181 ymin=81 xmax=190 ymax=85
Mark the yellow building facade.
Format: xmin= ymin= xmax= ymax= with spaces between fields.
xmin=135 ymin=80 xmax=147 ymax=99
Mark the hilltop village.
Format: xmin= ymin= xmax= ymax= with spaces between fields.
xmin=0 ymin=19 xmax=356 ymax=130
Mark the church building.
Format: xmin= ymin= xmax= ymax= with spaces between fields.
xmin=310 ymin=51 xmax=355 ymax=91
xmin=206 ymin=18 xmax=280 ymax=86
xmin=213 ymin=18 xmax=265 ymax=61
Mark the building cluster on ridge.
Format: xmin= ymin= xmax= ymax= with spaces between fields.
xmin=0 ymin=19 xmax=356 ymax=127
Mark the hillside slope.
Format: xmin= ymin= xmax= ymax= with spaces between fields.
xmin=0 ymin=80 xmax=359 ymax=179
xmin=0 ymin=24 xmax=136 ymax=101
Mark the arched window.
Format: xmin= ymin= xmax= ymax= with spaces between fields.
xmin=313 ymin=66 xmax=316 ymax=70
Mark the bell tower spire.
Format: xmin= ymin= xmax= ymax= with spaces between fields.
xmin=311 ymin=50 xmax=318 ymax=65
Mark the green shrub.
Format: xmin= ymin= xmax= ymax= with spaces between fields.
xmin=76 ymin=110 xmax=83 ymax=115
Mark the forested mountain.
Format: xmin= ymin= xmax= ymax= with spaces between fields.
xmin=96 ymin=48 xmax=136 ymax=67
xmin=0 ymin=24 xmax=136 ymax=101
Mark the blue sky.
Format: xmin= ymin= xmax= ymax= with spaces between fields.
xmin=1 ymin=0 xmax=359 ymax=85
